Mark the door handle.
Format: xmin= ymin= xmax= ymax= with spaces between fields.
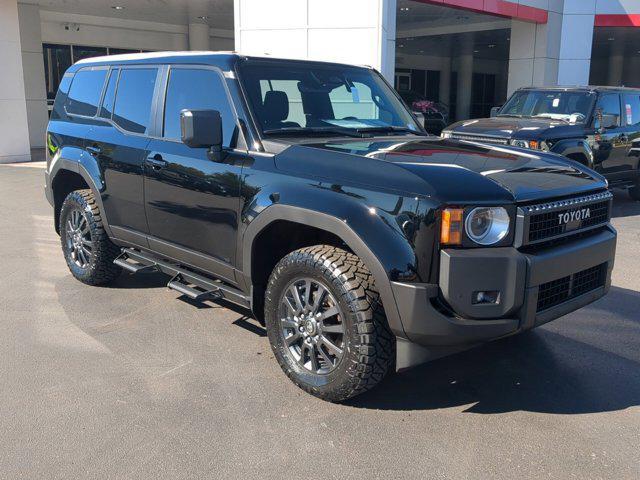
xmin=86 ymin=145 xmax=101 ymax=156
xmin=146 ymin=154 xmax=167 ymax=170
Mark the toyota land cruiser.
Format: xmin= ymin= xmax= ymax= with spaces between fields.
xmin=442 ymin=86 xmax=640 ymax=200
xmin=45 ymin=53 xmax=617 ymax=401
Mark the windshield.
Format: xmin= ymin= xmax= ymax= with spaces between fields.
xmin=238 ymin=60 xmax=422 ymax=136
xmin=499 ymin=90 xmax=595 ymax=124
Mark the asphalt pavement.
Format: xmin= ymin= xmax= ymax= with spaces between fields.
xmin=1 ymin=163 xmax=639 ymax=479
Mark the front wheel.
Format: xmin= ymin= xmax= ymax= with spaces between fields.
xmin=264 ymin=245 xmax=395 ymax=402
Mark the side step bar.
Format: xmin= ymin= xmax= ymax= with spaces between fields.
xmin=114 ymin=248 xmax=251 ymax=309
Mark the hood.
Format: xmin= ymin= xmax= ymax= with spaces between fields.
xmin=292 ymin=137 xmax=607 ymax=203
xmin=446 ymin=116 xmax=584 ymax=140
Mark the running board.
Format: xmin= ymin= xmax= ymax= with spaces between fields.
xmin=114 ymin=248 xmax=251 ymax=309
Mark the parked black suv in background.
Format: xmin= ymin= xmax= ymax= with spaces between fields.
xmin=45 ymin=54 xmax=616 ymax=401
xmin=442 ymin=87 xmax=640 ymax=200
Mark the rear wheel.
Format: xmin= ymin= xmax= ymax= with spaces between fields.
xmin=59 ymin=189 xmax=121 ymax=285
xmin=264 ymin=245 xmax=395 ymax=402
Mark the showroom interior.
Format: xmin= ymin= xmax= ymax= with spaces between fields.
xmin=2 ymin=0 xmax=640 ymax=163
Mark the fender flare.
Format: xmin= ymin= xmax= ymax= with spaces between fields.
xmin=49 ymin=148 xmax=113 ymax=237
xmin=551 ymin=139 xmax=594 ymax=169
xmin=241 ymin=204 xmax=407 ymax=338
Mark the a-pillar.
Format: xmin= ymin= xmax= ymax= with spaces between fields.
xmin=0 ymin=0 xmax=31 ymax=163
xmin=234 ymin=0 xmax=397 ymax=82
xmin=456 ymin=37 xmax=474 ymax=122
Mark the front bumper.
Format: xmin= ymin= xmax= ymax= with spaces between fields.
xmin=392 ymin=226 xmax=616 ymax=350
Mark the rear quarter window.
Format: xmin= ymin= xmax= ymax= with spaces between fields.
xmin=65 ymin=68 xmax=108 ymax=117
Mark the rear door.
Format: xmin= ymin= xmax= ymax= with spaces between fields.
xmin=86 ymin=66 xmax=161 ymax=244
xmin=143 ymin=65 xmax=244 ymax=283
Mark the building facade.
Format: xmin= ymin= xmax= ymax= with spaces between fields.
xmin=2 ymin=0 xmax=640 ymax=162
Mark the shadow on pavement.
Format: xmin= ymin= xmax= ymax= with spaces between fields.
xmin=348 ymin=286 xmax=640 ymax=414
xmin=611 ymin=188 xmax=640 ymax=218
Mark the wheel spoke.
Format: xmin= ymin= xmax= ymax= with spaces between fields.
xmin=311 ymin=287 xmax=327 ymax=315
xmin=321 ymin=323 xmax=343 ymax=334
xmin=303 ymin=279 xmax=312 ymax=309
xmin=77 ymin=247 xmax=88 ymax=266
xmin=318 ymin=305 xmax=339 ymax=321
xmin=318 ymin=344 xmax=333 ymax=367
xmin=285 ymin=332 xmax=301 ymax=346
xmin=320 ymin=336 xmax=343 ymax=357
xmin=78 ymin=215 xmax=88 ymax=233
xmin=81 ymin=246 xmax=92 ymax=258
xmin=81 ymin=238 xmax=93 ymax=247
xmin=288 ymin=285 xmax=304 ymax=314
xmin=281 ymin=318 xmax=298 ymax=330
xmin=308 ymin=344 xmax=320 ymax=372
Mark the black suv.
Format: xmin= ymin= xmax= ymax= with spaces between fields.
xmin=442 ymin=87 xmax=640 ymax=199
xmin=45 ymin=53 xmax=617 ymax=401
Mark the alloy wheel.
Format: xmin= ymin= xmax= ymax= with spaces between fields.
xmin=278 ymin=278 xmax=345 ymax=374
xmin=65 ymin=208 xmax=93 ymax=269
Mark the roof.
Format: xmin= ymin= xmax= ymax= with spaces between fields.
xmin=517 ymin=85 xmax=640 ymax=93
xmin=70 ymin=51 xmax=373 ymax=73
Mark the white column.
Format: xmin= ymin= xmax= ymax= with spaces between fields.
xmin=0 ymin=0 xmax=30 ymax=163
xmin=188 ymin=22 xmax=210 ymax=50
xmin=234 ymin=0 xmax=397 ymax=82
xmin=18 ymin=3 xmax=47 ymax=149
xmin=507 ymin=2 xmax=596 ymax=93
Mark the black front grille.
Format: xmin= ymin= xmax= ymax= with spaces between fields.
xmin=528 ymin=200 xmax=610 ymax=242
xmin=450 ymin=133 xmax=509 ymax=145
xmin=536 ymin=263 xmax=607 ymax=312
xmin=522 ymin=191 xmax=613 ymax=246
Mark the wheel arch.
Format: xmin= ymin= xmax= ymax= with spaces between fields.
xmin=49 ymin=149 xmax=112 ymax=237
xmin=241 ymin=204 xmax=407 ymax=338
xmin=552 ymin=139 xmax=594 ymax=169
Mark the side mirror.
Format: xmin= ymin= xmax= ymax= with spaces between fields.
xmin=600 ymin=113 xmax=619 ymax=130
xmin=490 ymin=106 xmax=502 ymax=118
xmin=414 ymin=112 xmax=426 ymax=128
xmin=180 ymin=109 xmax=223 ymax=160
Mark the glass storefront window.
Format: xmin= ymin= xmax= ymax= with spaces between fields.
xmin=43 ymin=43 xmax=72 ymax=101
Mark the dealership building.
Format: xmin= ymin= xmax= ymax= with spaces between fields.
xmin=2 ymin=0 xmax=640 ymax=163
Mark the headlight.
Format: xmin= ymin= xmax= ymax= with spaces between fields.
xmin=464 ymin=207 xmax=510 ymax=245
xmin=441 ymin=131 xmax=452 ymax=139
xmin=510 ymin=139 xmax=529 ymax=148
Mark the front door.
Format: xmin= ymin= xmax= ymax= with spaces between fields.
xmin=593 ymin=93 xmax=630 ymax=178
xmin=144 ymin=66 xmax=244 ymax=284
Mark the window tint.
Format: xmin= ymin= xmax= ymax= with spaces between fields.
xmin=595 ymin=94 xmax=621 ymax=127
xmin=163 ymin=68 xmax=237 ymax=146
xmin=66 ymin=68 xmax=107 ymax=116
xmin=113 ymin=68 xmax=158 ymax=134
xmin=623 ymin=94 xmax=640 ymax=126
xmin=99 ymin=68 xmax=119 ymax=119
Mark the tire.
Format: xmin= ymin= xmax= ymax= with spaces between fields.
xmin=59 ymin=189 xmax=121 ymax=285
xmin=264 ymin=245 xmax=394 ymax=402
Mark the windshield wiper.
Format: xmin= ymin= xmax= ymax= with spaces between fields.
xmin=262 ymin=127 xmax=363 ymax=138
xmin=496 ymin=114 xmax=522 ymax=118
xmin=533 ymin=114 xmax=570 ymax=123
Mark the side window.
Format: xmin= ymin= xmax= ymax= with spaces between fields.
xmin=113 ymin=68 xmax=158 ymax=134
xmin=623 ymin=94 xmax=640 ymax=127
xmin=99 ymin=68 xmax=119 ymax=119
xmin=595 ymin=94 xmax=621 ymax=127
xmin=66 ymin=68 xmax=108 ymax=116
xmin=163 ymin=68 xmax=237 ymax=147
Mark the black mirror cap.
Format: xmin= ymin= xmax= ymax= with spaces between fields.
xmin=180 ymin=109 xmax=222 ymax=149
